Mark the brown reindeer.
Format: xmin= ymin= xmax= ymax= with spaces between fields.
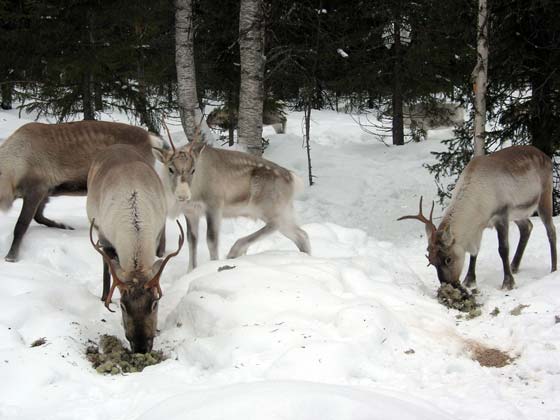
xmin=0 ymin=121 xmax=162 ymax=262
xmin=153 ymin=125 xmax=310 ymax=271
xmin=399 ymin=146 xmax=556 ymax=290
xmin=207 ymin=107 xmax=287 ymax=134
xmin=87 ymin=144 xmax=184 ymax=353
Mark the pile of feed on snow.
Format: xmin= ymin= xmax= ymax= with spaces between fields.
xmin=86 ymin=335 xmax=165 ymax=375
xmin=437 ymin=283 xmax=481 ymax=318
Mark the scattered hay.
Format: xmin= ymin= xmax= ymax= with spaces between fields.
xmin=437 ymin=283 xmax=480 ymax=318
xmin=86 ymin=335 xmax=165 ymax=375
xmin=510 ymin=304 xmax=530 ymax=316
xmin=490 ymin=307 xmax=500 ymax=317
xmin=218 ymin=265 xmax=236 ymax=272
xmin=467 ymin=341 xmax=513 ymax=368
xmin=30 ymin=337 xmax=47 ymax=348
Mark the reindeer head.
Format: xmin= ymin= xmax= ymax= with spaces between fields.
xmin=398 ymin=197 xmax=465 ymax=285
xmin=153 ymin=120 xmax=205 ymax=203
xmin=90 ymin=220 xmax=184 ymax=353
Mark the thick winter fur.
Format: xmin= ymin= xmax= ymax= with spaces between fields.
xmin=155 ymin=143 xmax=310 ymax=271
xmin=87 ymin=144 xmax=169 ymax=353
xmin=0 ymin=121 xmax=161 ymax=261
xmin=420 ymin=146 xmax=556 ymax=289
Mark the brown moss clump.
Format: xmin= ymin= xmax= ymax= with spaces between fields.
xmin=509 ymin=304 xmax=530 ymax=316
xmin=86 ymin=335 xmax=165 ymax=375
xmin=437 ymin=283 xmax=480 ymax=318
xmin=467 ymin=341 xmax=513 ymax=368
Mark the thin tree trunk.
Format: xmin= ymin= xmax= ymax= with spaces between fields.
xmin=1 ymin=83 xmax=13 ymax=110
xmin=473 ymin=0 xmax=488 ymax=157
xmin=304 ymin=101 xmax=314 ymax=186
xmin=238 ymin=0 xmax=265 ymax=156
xmin=83 ymin=9 xmax=95 ymax=120
xmin=175 ymin=0 xmax=204 ymax=141
xmin=392 ymin=12 xmax=404 ymax=146
xmin=227 ymin=88 xmax=236 ymax=146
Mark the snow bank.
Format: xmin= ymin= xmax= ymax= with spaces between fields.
xmin=0 ymin=109 xmax=559 ymax=420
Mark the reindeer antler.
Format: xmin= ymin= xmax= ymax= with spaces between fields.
xmin=397 ymin=196 xmax=437 ymax=236
xmin=161 ymin=116 xmax=177 ymax=155
xmin=144 ymin=220 xmax=185 ymax=298
xmin=89 ymin=219 xmax=127 ymax=312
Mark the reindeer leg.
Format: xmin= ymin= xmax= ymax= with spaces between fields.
xmin=156 ymin=226 xmax=166 ymax=258
xmin=186 ymin=213 xmax=200 ymax=271
xmin=205 ymin=208 xmax=221 ymax=261
xmin=279 ymin=221 xmax=311 ymax=254
xmin=33 ymin=196 xmax=74 ymax=230
xmin=227 ymin=223 xmax=277 ymax=259
xmin=511 ymin=219 xmax=533 ymax=273
xmin=462 ymin=255 xmax=477 ymax=287
xmin=496 ymin=219 xmax=515 ymax=290
xmin=5 ymin=188 xmax=47 ymax=262
xmin=538 ymin=191 xmax=557 ymax=272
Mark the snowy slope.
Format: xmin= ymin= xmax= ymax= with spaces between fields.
xmin=0 ymin=108 xmax=559 ymax=420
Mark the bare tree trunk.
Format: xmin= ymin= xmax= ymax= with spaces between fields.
xmin=1 ymin=83 xmax=13 ymax=110
xmin=82 ymin=72 xmax=95 ymax=120
xmin=304 ymin=101 xmax=314 ymax=186
xmin=238 ymin=0 xmax=265 ymax=156
xmin=392 ymin=11 xmax=404 ymax=146
xmin=83 ymin=10 xmax=95 ymax=120
xmin=472 ymin=0 xmax=488 ymax=157
xmin=175 ymin=0 xmax=204 ymax=141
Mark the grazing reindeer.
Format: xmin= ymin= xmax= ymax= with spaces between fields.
xmin=153 ymin=126 xmax=310 ymax=271
xmin=0 ymin=121 xmax=162 ymax=262
xmin=398 ymin=146 xmax=556 ymax=290
xmin=87 ymin=144 xmax=184 ymax=353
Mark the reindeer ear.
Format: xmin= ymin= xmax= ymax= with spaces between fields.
xmin=190 ymin=141 xmax=206 ymax=158
xmin=152 ymin=147 xmax=171 ymax=163
xmin=151 ymin=258 xmax=164 ymax=275
xmin=439 ymin=225 xmax=454 ymax=246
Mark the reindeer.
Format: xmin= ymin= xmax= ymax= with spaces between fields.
xmin=207 ymin=107 xmax=287 ymax=134
xmin=87 ymin=144 xmax=184 ymax=353
xmin=398 ymin=146 xmax=556 ymax=290
xmin=153 ymin=125 xmax=310 ymax=271
xmin=0 ymin=121 xmax=162 ymax=262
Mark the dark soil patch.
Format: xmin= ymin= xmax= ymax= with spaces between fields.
xmin=86 ymin=335 xmax=165 ymax=375
xmin=467 ymin=341 xmax=513 ymax=368
xmin=437 ymin=283 xmax=480 ymax=318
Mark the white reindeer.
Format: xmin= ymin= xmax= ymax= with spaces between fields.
xmin=153 ymin=128 xmax=310 ymax=271
xmin=399 ymin=145 xmax=556 ymax=290
xmin=87 ymin=144 xmax=184 ymax=353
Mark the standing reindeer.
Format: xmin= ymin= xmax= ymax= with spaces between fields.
xmin=398 ymin=146 xmax=556 ymax=290
xmin=87 ymin=144 xmax=184 ymax=353
xmin=0 ymin=121 xmax=161 ymax=262
xmin=153 ymin=127 xmax=310 ymax=271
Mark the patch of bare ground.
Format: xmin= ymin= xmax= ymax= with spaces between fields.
xmin=466 ymin=340 xmax=513 ymax=368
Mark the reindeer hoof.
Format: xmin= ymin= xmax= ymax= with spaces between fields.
xmin=4 ymin=254 xmax=17 ymax=263
xmin=462 ymin=276 xmax=476 ymax=288
xmin=501 ymin=277 xmax=515 ymax=291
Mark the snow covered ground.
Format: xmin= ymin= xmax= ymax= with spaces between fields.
xmin=0 ymin=108 xmax=559 ymax=420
